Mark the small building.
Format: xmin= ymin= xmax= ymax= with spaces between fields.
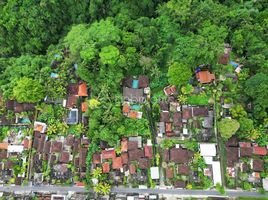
xmin=34 ymin=121 xmax=47 ymax=133
xmin=150 ymin=167 xmax=159 ymax=180
xmin=196 ymin=71 xmax=215 ymax=84
xmin=199 ymin=143 xmax=217 ymax=157
xmin=164 ymin=85 xmax=177 ymax=96
xmin=262 ymin=178 xmax=268 ymax=191
xmin=66 ymin=108 xmax=78 ymax=124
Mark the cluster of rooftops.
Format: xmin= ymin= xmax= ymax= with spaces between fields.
xmin=92 ymin=137 xmax=158 ymax=183
xmin=226 ymin=136 xmax=267 ymax=183
xmin=32 ymin=127 xmax=89 ymax=185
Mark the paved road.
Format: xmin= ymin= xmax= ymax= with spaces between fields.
xmin=0 ymin=186 xmax=267 ymax=198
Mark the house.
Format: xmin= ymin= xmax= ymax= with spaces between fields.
xmin=0 ymin=143 xmax=8 ymax=150
xmin=34 ymin=121 xmax=47 ymax=133
xmin=102 ymin=162 xmax=110 ymax=173
xmin=78 ymin=82 xmax=88 ymax=97
xmin=218 ymin=53 xmax=230 ymax=65
xmin=51 ymin=141 xmax=62 ymax=153
xmin=212 ymin=161 xmax=222 ymax=185
xmin=159 ymin=101 xmax=169 ymax=111
xmin=102 ymin=149 xmax=116 ymax=160
xmin=174 ymin=180 xmax=186 ymax=188
xmin=164 ymin=85 xmax=177 ymax=96
xmin=178 ymin=165 xmax=190 ymax=175
xmin=150 ymin=167 xmax=159 ymax=179
xmin=199 ymin=143 xmax=217 ymax=157
xmin=144 ymin=145 xmax=153 ymax=159
xmin=129 ymin=164 xmax=136 ymax=174
xmin=138 ymin=158 xmax=150 ymax=169
xmin=166 ymin=167 xmax=174 ymax=179
xmin=240 ymin=147 xmax=253 ymax=157
xmin=196 ymin=71 xmax=215 ymax=84
xmin=59 ymin=152 xmax=70 ymax=163
xmin=182 ymin=107 xmax=192 ymax=120
xmin=112 ymin=157 xmax=123 ymax=169
xmin=170 ymin=148 xmax=193 ymax=164
xmin=262 ymin=178 xmax=268 ymax=191
xmin=138 ymin=75 xmax=149 ymax=88
xmin=253 ymin=160 xmax=264 ymax=172
xmin=66 ymin=108 xmax=78 ymax=124
xmin=226 ymin=136 xmax=238 ymax=147
xmin=66 ymin=95 xmax=78 ymax=109
xmin=226 ymin=147 xmax=239 ymax=167
xmin=253 ymin=146 xmax=267 ymax=156
xmin=160 ymin=111 xmax=170 ymax=122
xmin=173 ymin=112 xmax=182 ymax=127
xmin=123 ymin=87 xmax=145 ymax=103
xmin=162 ymin=149 xmax=170 ymax=162
xmin=92 ymin=153 xmax=101 ymax=164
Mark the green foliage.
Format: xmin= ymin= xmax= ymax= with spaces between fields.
xmin=245 ymin=73 xmax=268 ymax=120
xmin=238 ymin=118 xmax=254 ymax=134
xmin=93 ymin=182 xmax=111 ymax=195
xmin=230 ymin=104 xmax=247 ymax=119
xmin=181 ymin=84 xmax=194 ymax=95
xmin=0 ymin=126 xmax=8 ymax=141
xmin=216 ymin=183 xmax=225 ymax=194
xmin=13 ymin=77 xmax=45 ymax=103
xmin=99 ymin=45 xmax=120 ymax=65
xmin=0 ymin=0 xmax=88 ymax=56
xmin=167 ymin=62 xmax=191 ymax=87
xmin=187 ymin=94 xmax=210 ymax=106
xmin=218 ymin=118 xmax=240 ymax=140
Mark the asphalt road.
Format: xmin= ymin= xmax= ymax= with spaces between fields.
xmin=0 ymin=186 xmax=267 ymax=198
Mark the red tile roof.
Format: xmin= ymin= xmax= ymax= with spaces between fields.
xmin=144 ymin=146 xmax=153 ymax=159
xmin=101 ymin=149 xmax=116 ymax=160
xmin=178 ymin=165 xmax=190 ymax=175
xmin=59 ymin=152 xmax=70 ymax=163
xmin=51 ymin=141 xmax=62 ymax=153
xmin=240 ymin=147 xmax=253 ymax=157
xmin=164 ymin=85 xmax=177 ymax=96
xmin=78 ymin=82 xmax=88 ymax=97
xmin=92 ymin=153 xmax=101 ymax=164
xmin=239 ymin=142 xmax=251 ymax=148
xmin=170 ymin=148 xmax=193 ymax=164
xmin=253 ymin=146 xmax=267 ymax=156
xmin=123 ymin=104 xmax=130 ymax=113
xmin=196 ymin=71 xmax=215 ymax=84
xmin=121 ymin=152 xmax=129 ymax=164
xmin=67 ymin=95 xmax=78 ymax=108
xmin=81 ymin=102 xmax=88 ymax=112
xmin=138 ymin=158 xmax=150 ymax=169
xmin=182 ymin=108 xmax=192 ymax=120
xmin=165 ymin=122 xmax=172 ymax=132
xmin=128 ymin=141 xmax=138 ymax=150
xmin=102 ymin=162 xmax=110 ymax=173
xmin=166 ymin=167 xmax=174 ymax=179
xmin=253 ymin=160 xmax=264 ymax=172
xmin=112 ymin=157 xmax=123 ymax=169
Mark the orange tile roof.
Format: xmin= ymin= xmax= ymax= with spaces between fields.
xmin=129 ymin=111 xmax=138 ymax=119
xmin=75 ymin=182 xmax=85 ymax=187
xmin=78 ymin=82 xmax=88 ymax=97
xmin=112 ymin=157 xmax=123 ymax=169
xmin=0 ymin=143 xmax=8 ymax=150
xmin=196 ymin=71 xmax=215 ymax=84
xmin=123 ymin=104 xmax=130 ymax=113
xmin=101 ymin=149 xmax=116 ymax=160
xmin=81 ymin=102 xmax=88 ymax=112
xmin=102 ymin=162 xmax=110 ymax=173
xmin=253 ymin=146 xmax=267 ymax=156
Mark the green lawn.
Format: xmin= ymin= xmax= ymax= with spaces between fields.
xmin=187 ymin=94 xmax=210 ymax=105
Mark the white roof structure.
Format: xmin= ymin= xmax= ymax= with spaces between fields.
xmin=199 ymin=143 xmax=217 ymax=157
xmin=34 ymin=121 xmax=47 ymax=133
xmin=263 ymin=178 xmax=268 ymax=191
xmin=7 ymin=145 xmax=24 ymax=153
xmin=150 ymin=167 xmax=160 ymax=179
xmin=212 ymin=161 xmax=222 ymax=185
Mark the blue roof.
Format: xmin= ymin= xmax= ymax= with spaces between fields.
xmin=132 ymin=80 xmax=139 ymax=89
xmin=230 ymin=61 xmax=239 ymax=68
xmin=50 ymin=73 xmax=59 ymax=78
